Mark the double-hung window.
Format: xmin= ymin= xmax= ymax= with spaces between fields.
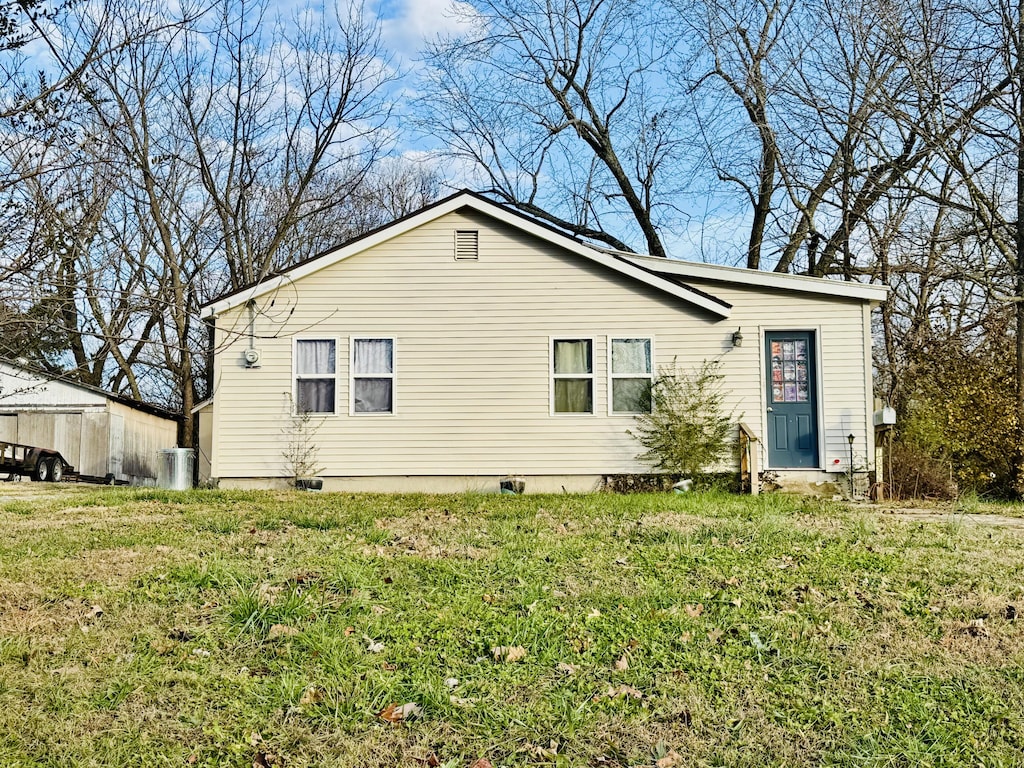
xmin=552 ymin=338 xmax=593 ymax=413
xmin=295 ymin=339 xmax=336 ymax=413
xmin=610 ymin=337 xmax=653 ymax=413
xmin=352 ymin=337 xmax=395 ymax=414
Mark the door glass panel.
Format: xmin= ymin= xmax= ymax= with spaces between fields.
xmin=770 ymin=338 xmax=809 ymax=403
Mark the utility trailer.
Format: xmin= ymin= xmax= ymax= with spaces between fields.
xmin=0 ymin=441 xmax=74 ymax=482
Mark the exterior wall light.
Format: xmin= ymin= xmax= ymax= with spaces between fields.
xmin=731 ymin=328 xmax=743 ymax=347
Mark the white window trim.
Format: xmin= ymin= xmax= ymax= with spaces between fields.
xmin=350 ymin=336 xmax=396 ymax=416
xmin=608 ymin=336 xmax=655 ymax=415
xmin=292 ymin=337 xmax=339 ymax=416
xmin=549 ymin=336 xmax=596 ymax=416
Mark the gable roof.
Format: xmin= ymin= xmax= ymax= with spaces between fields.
xmin=200 ymin=189 xmax=888 ymax=319
xmin=200 ymin=190 xmax=733 ymax=320
xmin=0 ymin=358 xmax=181 ymax=421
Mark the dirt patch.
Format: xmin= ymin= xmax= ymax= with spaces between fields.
xmin=360 ymin=536 xmax=490 ymax=560
xmin=65 ymin=545 xmax=177 ymax=581
xmin=638 ymin=512 xmax=723 ymax=531
xmin=368 ymin=513 xmax=492 ymax=560
xmin=877 ymin=509 xmax=1024 ymax=528
xmin=1 ymin=513 xmax=176 ymax=531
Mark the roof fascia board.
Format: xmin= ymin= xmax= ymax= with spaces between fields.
xmin=621 ymin=254 xmax=889 ymax=302
xmin=201 ymin=193 xmax=731 ymax=320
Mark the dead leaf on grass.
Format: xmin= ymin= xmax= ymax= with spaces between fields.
xmin=257 ymin=584 xmax=282 ymax=602
xmin=50 ymin=664 xmax=83 ymax=676
xmin=614 ymin=654 xmax=629 ymax=671
xmin=725 ymin=576 xmax=740 ymax=586
xmin=602 ymin=684 xmax=642 ymax=700
xmin=299 ymin=686 xmax=324 ymax=706
xmin=707 ymin=628 xmax=724 ymax=643
xmin=684 ymin=604 xmax=704 ymax=618
xmin=469 ymin=759 xmax=493 ymax=768
xmin=410 ymin=752 xmax=441 ymax=767
xmin=492 ymin=645 xmax=527 ymax=663
xmin=267 ymin=624 xmax=300 ymax=640
xmin=557 ymin=662 xmax=578 ymax=675
xmin=961 ymin=618 xmax=989 ymax=638
xmin=526 ymin=740 xmax=560 ymax=758
xmin=377 ymin=702 xmax=422 ymax=723
xmin=364 ymin=636 xmax=385 ymax=653
xmin=655 ymin=750 xmax=685 ymax=768
xmin=150 ymin=638 xmax=175 ymax=655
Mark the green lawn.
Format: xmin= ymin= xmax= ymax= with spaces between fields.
xmin=0 ymin=487 xmax=1021 ymax=767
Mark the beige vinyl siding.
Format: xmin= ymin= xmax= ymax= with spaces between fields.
xmin=681 ymin=277 xmax=873 ymax=471
xmin=209 ymin=208 xmax=874 ymax=479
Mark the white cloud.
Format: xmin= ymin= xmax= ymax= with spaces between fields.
xmin=378 ymin=0 xmax=480 ymax=68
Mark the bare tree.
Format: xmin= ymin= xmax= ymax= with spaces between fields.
xmin=1 ymin=0 xmax=401 ymax=446
xmin=913 ymin=0 xmax=1024 ymax=491
xmin=677 ymin=0 xmax=970 ymax=273
xmin=421 ymin=0 xmax=693 ymax=257
xmin=172 ymin=0 xmax=397 ymax=291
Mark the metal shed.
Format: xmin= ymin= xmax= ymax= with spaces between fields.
xmin=0 ymin=360 xmax=180 ymax=485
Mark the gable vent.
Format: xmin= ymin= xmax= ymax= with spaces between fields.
xmin=454 ymin=230 xmax=479 ymax=260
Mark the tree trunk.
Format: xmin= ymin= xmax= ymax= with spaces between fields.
xmin=1016 ymin=0 xmax=1024 ymax=497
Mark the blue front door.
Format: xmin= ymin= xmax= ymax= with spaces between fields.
xmin=766 ymin=331 xmax=819 ymax=468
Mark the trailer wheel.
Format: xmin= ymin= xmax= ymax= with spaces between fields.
xmin=49 ymin=458 xmax=64 ymax=483
xmin=33 ymin=458 xmax=51 ymax=482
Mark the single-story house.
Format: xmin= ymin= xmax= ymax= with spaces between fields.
xmin=198 ymin=190 xmax=888 ymax=493
xmin=0 ymin=359 xmax=180 ymax=484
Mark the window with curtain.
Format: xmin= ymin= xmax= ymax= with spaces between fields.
xmin=553 ymin=339 xmax=593 ymax=413
xmin=295 ymin=339 xmax=336 ymax=413
xmin=611 ymin=337 xmax=653 ymax=413
xmin=352 ymin=338 xmax=394 ymax=414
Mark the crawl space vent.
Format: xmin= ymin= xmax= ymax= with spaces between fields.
xmin=454 ymin=230 xmax=479 ymax=260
